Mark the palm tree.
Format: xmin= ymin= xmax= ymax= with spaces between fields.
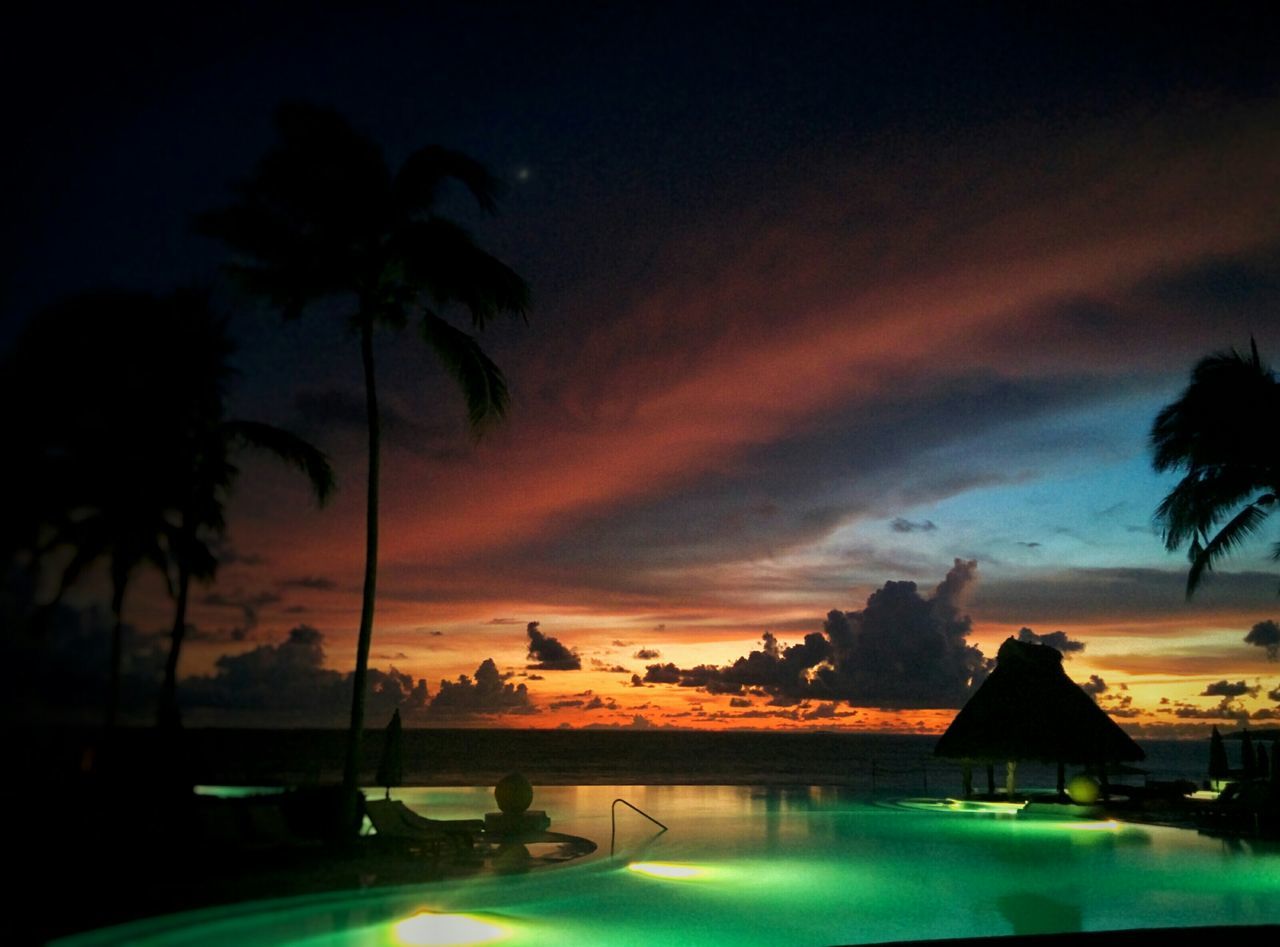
xmin=157 ymin=298 xmax=334 ymax=729
xmin=8 ymin=291 xmax=191 ymax=727
xmin=1151 ymin=338 xmax=1280 ymax=597
xmin=198 ymin=103 xmax=529 ymax=823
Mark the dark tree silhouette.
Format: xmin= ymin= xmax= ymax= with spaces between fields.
xmin=198 ymin=103 xmax=528 ymax=824
xmin=7 ymin=292 xmax=198 ymax=727
xmin=1151 ymin=339 xmax=1280 ymax=597
xmin=6 ymin=290 xmax=332 ymax=730
xmin=1208 ymin=725 xmax=1229 ymax=780
xmin=157 ymin=298 xmax=334 ymax=730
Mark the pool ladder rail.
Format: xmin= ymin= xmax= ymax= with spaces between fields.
xmin=610 ymin=798 xmax=668 ymax=855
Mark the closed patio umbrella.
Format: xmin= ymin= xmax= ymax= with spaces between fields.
xmin=376 ymin=708 xmax=404 ymax=800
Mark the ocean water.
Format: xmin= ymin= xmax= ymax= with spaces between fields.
xmin=155 ymin=728 xmax=1233 ymax=792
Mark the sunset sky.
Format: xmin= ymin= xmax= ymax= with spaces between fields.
xmin=6 ymin=3 xmax=1280 ymax=735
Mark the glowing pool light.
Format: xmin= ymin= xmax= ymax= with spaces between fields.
xmin=393 ymin=911 xmax=508 ymax=946
xmin=627 ymin=861 xmax=705 ymax=880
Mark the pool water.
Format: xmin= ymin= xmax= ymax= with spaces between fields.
xmin=58 ymin=785 xmax=1280 ymax=946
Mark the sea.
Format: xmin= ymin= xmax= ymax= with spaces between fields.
xmin=46 ymin=727 xmax=1249 ymax=794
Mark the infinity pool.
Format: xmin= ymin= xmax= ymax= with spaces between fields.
xmin=59 ymin=785 xmax=1280 ymax=946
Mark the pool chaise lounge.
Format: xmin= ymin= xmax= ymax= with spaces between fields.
xmin=364 ymin=798 xmax=483 ymax=854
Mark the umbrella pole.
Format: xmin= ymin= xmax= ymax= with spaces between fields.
xmin=986 ymin=764 xmax=995 ymax=797
xmin=1057 ymin=761 xmax=1065 ymax=799
xmin=1005 ymin=760 xmax=1017 ymax=799
xmin=961 ymin=763 xmax=973 ymax=799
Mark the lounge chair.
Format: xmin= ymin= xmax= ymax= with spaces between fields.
xmin=364 ymin=798 xmax=484 ymax=855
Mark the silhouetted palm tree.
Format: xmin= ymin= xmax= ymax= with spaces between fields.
xmin=157 ymin=300 xmax=334 ymax=729
xmin=1151 ymin=339 xmax=1280 ymax=597
xmin=198 ymin=103 xmax=528 ymax=819
xmin=8 ymin=291 xmax=192 ymax=727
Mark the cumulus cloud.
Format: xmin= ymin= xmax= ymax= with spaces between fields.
xmin=182 ymin=625 xmax=431 ymax=721
xmin=430 ymin=658 xmax=535 ymax=716
xmin=1016 ymin=627 xmax=1085 ymax=656
xmin=640 ymin=559 xmax=989 ymax=708
xmin=1269 ymin=685 xmax=1280 ymax=702
xmin=1245 ymin=620 xmax=1280 ymax=660
xmin=629 ymin=674 xmax=646 ymax=687
xmin=1200 ymin=679 xmax=1258 ymax=698
xmin=525 ymin=621 xmax=581 ymax=670
xmin=633 ymin=648 xmax=661 ymax=660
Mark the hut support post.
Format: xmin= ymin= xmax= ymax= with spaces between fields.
xmin=986 ymin=765 xmax=995 ymax=796
xmin=1057 ymin=761 xmax=1065 ymax=798
xmin=961 ymin=763 xmax=973 ymax=799
xmin=1005 ymin=760 xmax=1017 ymax=799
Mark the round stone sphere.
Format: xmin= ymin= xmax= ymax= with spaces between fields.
xmin=1065 ymin=773 xmax=1101 ymax=805
xmin=495 ymin=772 xmax=534 ymax=814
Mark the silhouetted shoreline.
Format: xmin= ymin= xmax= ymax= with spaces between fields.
xmin=23 ymin=726 xmax=1212 ymax=792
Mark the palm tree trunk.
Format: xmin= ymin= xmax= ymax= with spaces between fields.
xmin=342 ymin=315 xmax=380 ymax=833
xmin=159 ymin=558 xmax=191 ymax=730
xmin=106 ymin=572 xmax=127 ymax=730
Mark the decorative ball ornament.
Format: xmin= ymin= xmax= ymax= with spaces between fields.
xmin=1065 ymin=773 xmax=1101 ymax=805
xmin=495 ymin=772 xmax=534 ymax=814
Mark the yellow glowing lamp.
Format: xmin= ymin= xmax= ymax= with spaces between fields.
xmin=394 ymin=911 xmax=508 ymax=946
xmin=1065 ymin=774 xmax=1101 ymax=805
xmin=627 ymin=861 xmax=704 ymax=880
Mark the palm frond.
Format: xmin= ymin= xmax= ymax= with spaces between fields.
xmin=397 ymin=219 xmax=530 ymax=329
xmin=394 ymin=145 xmax=502 ymax=215
xmin=224 ymin=420 xmax=336 ymax=505
xmin=1185 ymin=497 xmax=1275 ymax=597
xmin=420 ymin=313 xmax=510 ymax=431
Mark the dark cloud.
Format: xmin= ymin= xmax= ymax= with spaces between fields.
xmin=525 ymin=621 xmax=581 ymax=670
xmin=1173 ymin=698 xmax=1250 ymax=722
xmin=429 ymin=659 xmax=535 ymax=716
xmin=1245 ymin=620 xmax=1280 ymax=661
xmin=891 ymin=517 xmax=936 ymax=533
xmin=979 ymin=567 xmax=1280 ymax=624
xmin=1200 ymin=680 xmax=1258 ymax=698
xmin=278 ymin=575 xmax=337 ymax=591
xmin=729 ymin=697 xmax=752 ymax=707
xmin=1017 ymin=541 xmax=1042 ymax=549
xmin=642 ymin=560 xmax=989 ymax=708
xmin=182 ymin=625 xmax=430 ymax=722
xmin=487 ymin=618 xmax=522 ymax=625
xmin=643 ymin=663 xmax=681 ymax=684
xmin=1081 ymin=674 xmax=1107 ymax=696
xmin=549 ymin=699 xmax=583 ymax=710
xmin=198 ymin=589 xmax=282 ymax=639
xmin=1269 ymin=686 xmax=1280 ymax=702
xmin=1016 ymin=627 xmax=1085 ymax=656
xmin=629 ymin=674 xmax=646 ymax=687
xmin=633 ymin=648 xmax=661 ymax=660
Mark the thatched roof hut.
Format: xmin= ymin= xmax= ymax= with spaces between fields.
xmin=935 ymin=637 xmax=1143 ymax=797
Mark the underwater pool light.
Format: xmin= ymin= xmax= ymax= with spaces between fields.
xmin=393 ymin=911 xmax=508 ymax=946
xmin=627 ymin=861 xmax=705 ymax=880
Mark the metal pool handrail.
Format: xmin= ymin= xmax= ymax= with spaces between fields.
xmin=611 ymin=797 xmax=668 ymax=855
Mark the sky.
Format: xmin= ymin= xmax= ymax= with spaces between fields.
xmin=5 ymin=2 xmax=1280 ymax=735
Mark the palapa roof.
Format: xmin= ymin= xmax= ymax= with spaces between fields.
xmin=934 ymin=637 xmax=1144 ymax=764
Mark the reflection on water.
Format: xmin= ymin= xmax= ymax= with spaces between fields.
xmin=58 ymin=785 xmax=1280 ymax=947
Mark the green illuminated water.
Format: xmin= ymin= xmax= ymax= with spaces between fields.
xmin=59 ymin=786 xmax=1280 ymax=946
